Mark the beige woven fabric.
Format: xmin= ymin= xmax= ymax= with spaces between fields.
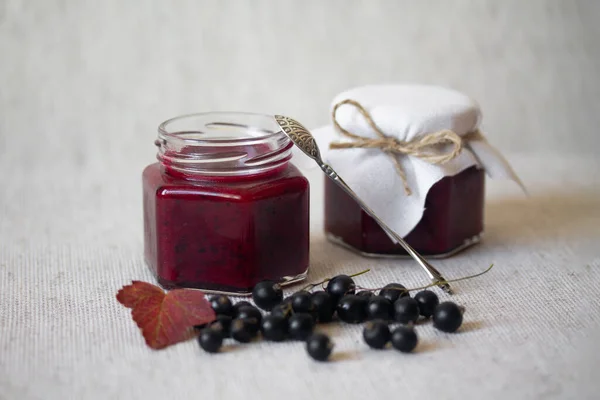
xmin=2 ymin=1 xmax=600 ymax=398
xmin=1 ymin=152 xmax=599 ymax=400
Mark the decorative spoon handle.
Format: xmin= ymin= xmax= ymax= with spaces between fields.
xmin=319 ymin=162 xmax=452 ymax=293
xmin=273 ymin=114 xmax=452 ymax=294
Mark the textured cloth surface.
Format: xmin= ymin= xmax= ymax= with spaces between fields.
xmin=2 ymin=1 xmax=600 ymax=399
xmin=1 ymin=1 xmax=600 ymax=159
xmin=1 ymin=153 xmax=600 ymax=400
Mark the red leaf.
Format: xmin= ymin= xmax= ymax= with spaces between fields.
xmin=117 ymin=281 xmax=164 ymax=309
xmin=116 ymin=281 xmax=216 ymax=349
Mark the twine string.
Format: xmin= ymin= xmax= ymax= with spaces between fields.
xmin=331 ymin=99 xmax=475 ymax=195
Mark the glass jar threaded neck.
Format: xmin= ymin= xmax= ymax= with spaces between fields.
xmin=156 ymin=112 xmax=293 ymax=178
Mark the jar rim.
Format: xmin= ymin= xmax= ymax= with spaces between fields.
xmin=158 ymin=112 xmax=283 ymax=145
xmin=156 ymin=112 xmax=293 ymax=178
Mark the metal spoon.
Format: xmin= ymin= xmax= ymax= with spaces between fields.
xmin=274 ymin=115 xmax=452 ymax=294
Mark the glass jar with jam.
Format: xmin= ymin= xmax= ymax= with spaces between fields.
xmin=143 ymin=113 xmax=310 ymax=294
xmin=320 ymin=84 xmax=506 ymax=259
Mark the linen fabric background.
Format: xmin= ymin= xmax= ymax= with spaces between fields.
xmin=1 ymin=1 xmax=599 ymax=399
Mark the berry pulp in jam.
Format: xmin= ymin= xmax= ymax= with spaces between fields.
xmin=324 ymin=166 xmax=484 ymax=256
xmin=143 ymin=162 xmax=309 ymax=293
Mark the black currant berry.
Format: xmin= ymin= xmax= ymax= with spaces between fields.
xmin=433 ymin=302 xmax=464 ymax=333
xmin=290 ymin=291 xmax=313 ymax=313
xmin=366 ymin=296 xmax=394 ymax=320
xmin=391 ymin=325 xmax=418 ymax=353
xmin=379 ymin=283 xmax=409 ymax=303
xmin=271 ymin=301 xmax=293 ymax=319
xmin=209 ymin=295 xmax=234 ymax=317
xmin=311 ymin=291 xmax=335 ymax=323
xmin=337 ymin=295 xmax=368 ymax=324
xmin=236 ymin=305 xmax=262 ymax=324
xmin=288 ymin=313 xmax=315 ymax=340
xmin=198 ymin=328 xmax=223 ymax=353
xmin=290 ymin=292 xmax=318 ymax=321
xmin=233 ymin=301 xmax=253 ymax=315
xmin=231 ymin=318 xmax=258 ymax=343
xmin=363 ymin=320 xmax=391 ymax=349
xmin=271 ymin=296 xmax=293 ymax=316
xmin=394 ymin=297 xmax=420 ymax=324
xmin=252 ymin=280 xmax=283 ymax=311
xmin=326 ymin=275 xmax=356 ymax=299
xmin=208 ymin=315 xmax=233 ymax=338
xmin=306 ymin=333 xmax=333 ymax=361
xmin=235 ymin=306 xmax=262 ymax=334
xmin=261 ymin=314 xmax=288 ymax=341
xmin=414 ymin=290 xmax=439 ymax=318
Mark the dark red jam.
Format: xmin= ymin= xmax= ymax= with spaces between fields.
xmin=143 ymin=113 xmax=310 ymax=294
xmin=324 ymin=166 xmax=484 ymax=257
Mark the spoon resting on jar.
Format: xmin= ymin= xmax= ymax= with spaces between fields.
xmin=274 ymin=114 xmax=452 ymax=294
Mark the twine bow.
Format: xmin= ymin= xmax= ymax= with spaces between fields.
xmin=331 ymin=99 xmax=470 ymax=195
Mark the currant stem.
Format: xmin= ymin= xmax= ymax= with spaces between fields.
xmin=356 ymin=264 xmax=494 ymax=294
xmin=407 ymin=264 xmax=494 ymax=292
xmin=300 ymin=268 xmax=371 ymax=292
xmin=349 ymin=268 xmax=371 ymax=279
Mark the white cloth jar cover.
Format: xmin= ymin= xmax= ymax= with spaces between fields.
xmin=296 ymin=84 xmax=524 ymax=238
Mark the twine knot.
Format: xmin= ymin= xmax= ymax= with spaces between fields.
xmin=331 ymin=99 xmax=473 ymax=195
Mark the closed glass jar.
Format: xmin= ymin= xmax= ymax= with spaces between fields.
xmin=325 ymin=166 xmax=485 ymax=257
xmin=143 ymin=113 xmax=310 ymax=294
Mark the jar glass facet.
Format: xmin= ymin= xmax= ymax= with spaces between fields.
xmin=324 ymin=166 xmax=484 ymax=257
xmin=143 ymin=113 xmax=310 ymax=294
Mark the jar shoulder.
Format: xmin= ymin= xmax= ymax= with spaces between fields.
xmin=143 ymin=162 xmax=309 ymax=201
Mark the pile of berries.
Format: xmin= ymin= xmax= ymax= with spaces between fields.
xmin=196 ymin=274 xmax=465 ymax=361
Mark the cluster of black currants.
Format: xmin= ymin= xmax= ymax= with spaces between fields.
xmin=195 ymin=282 xmax=334 ymax=361
xmin=195 ymin=295 xmax=263 ymax=353
xmin=196 ymin=274 xmax=464 ymax=360
xmin=327 ymin=275 xmax=465 ymax=352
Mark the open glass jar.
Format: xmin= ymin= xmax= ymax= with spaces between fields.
xmin=143 ymin=113 xmax=310 ymax=294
